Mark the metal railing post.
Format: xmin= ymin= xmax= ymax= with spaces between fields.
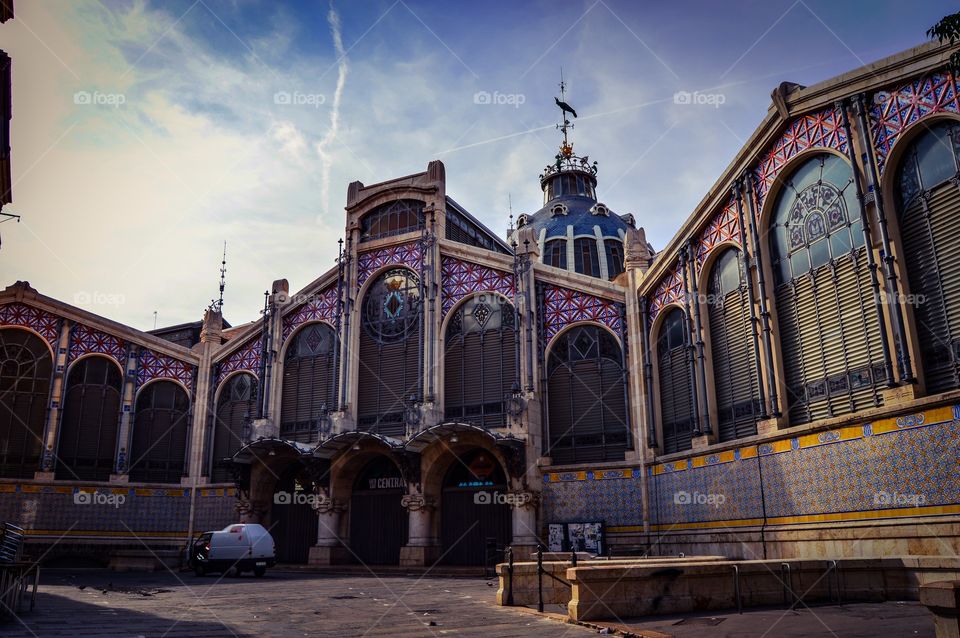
xmin=536 ymin=544 xmax=544 ymax=613
xmin=505 ymin=546 xmax=514 ymax=607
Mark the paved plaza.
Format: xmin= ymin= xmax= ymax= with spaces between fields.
xmin=1 ymin=569 xmax=940 ymax=637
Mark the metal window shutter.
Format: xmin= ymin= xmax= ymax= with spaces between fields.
xmin=711 ymin=291 xmax=760 ymax=442
xmin=659 ymin=349 xmax=693 ymax=454
xmin=901 ymin=183 xmax=960 ymax=392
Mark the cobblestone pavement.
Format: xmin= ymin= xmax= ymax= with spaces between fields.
xmin=4 ymin=569 xmax=596 ymax=637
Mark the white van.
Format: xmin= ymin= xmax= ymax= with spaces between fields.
xmin=189 ymin=523 xmax=276 ymax=577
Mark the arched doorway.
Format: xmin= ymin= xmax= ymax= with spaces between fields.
xmin=271 ymin=464 xmax=319 ymax=564
xmin=349 ymin=456 xmax=408 ymax=565
xmin=441 ymin=448 xmax=511 ymax=566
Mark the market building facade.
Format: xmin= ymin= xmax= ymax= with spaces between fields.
xmin=2 ymin=39 xmax=960 ymax=567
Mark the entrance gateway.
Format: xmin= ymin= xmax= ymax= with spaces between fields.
xmin=350 ymin=456 xmax=408 ymax=565
xmin=441 ymin=449 xmax=512 ymax=566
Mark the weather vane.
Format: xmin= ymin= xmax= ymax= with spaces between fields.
xmin=554 ymin=68 xmax=577 ymax=157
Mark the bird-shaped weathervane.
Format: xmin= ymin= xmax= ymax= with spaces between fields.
xmin=554 ymin=96 xmax=577 ymax=119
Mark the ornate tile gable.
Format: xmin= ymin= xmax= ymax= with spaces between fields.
xmin=215 ymin=336 xmax=262 ymax=387
xmin=69 ymin=323 xmax=126 ymax=367
xmin=356 ymin=242 xmax=422 ymax=286
xmin=695 ymin=197 xmax=740 ymax=273
xmin=138 ymin=348 xmax=194 ymax=391
xmin=440 ymin=256 xmax=515 ymax=316
xmin=753 ymin=105 xmax=847 ymax=210
xmin=648 ymin=266 xmax=685 ymax=322
xmin=0 ymin=302 xmax=60 ymax=351
xmin=282 ymin=285 xmax=338 ymax=341
xmin=870 ymin=71 xmax=960 ymax=175
xmin=542 ymin=285 xmax=623 ymax=342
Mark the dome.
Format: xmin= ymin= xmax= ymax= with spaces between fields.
xmin=513 ymin=147 xmax=635 ymax=280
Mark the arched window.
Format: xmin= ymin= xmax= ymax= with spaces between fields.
xmin=0 ymin=329 xmax=52 ymax=478
xmin=281 ymin=323 xmax=338 ymax=442
xmin=707 ymin=248 xmax=761 ymax=441
xmin=129 ymin=381 xmax=189 ymax=483
xmin=543 ymin=239 xmax=567 ymax=269
xmin=574 ymin=237 xmax=600 ymax=277
xmin=444 ymin=295 xmax=517 ymax=428
xmin=657 ymin=308 xmax=694 ymax=454
xmin=57 ymin=356 xmax=122 ymax=481
xmin=770 ymin=153 xmax=885 ymax=424
xmin=211 ymin=372 xmax=257 ymax=482
xmin=546 ymin=325 xmax=629 ymax=464
xmin=895 ymin=121 xmax=960 ymax=393
xmin=357 ymin=269 xmax=421 ymax=436
xmin=359 ymin=199 xmax=424 ymax=242
xmin=605 ymin=239 xmax=625 ymax=279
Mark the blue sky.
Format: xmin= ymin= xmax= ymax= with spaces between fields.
xmin=0 ymin=0 xmax=955 ymax=328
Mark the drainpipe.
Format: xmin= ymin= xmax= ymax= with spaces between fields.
xmin=686 ymin=238 xmax=712 ymax=436
xmin=838 ymin=98 xmax=896 ymax=387
xmin=733 ymin=180 xmax=768 ymax=418
xmin=852 ymin=93 xmax=914 ymax=383
xmin=639 ymin=297 xmax=657 ymax=448
xmin=743 ymin=173 xmax=781 ymax=416
xmin=679 ymin=247 xmax=702 ymax=436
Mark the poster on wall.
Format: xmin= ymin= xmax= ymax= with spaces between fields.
xmin=547 ymin=524 xmax=565 ymax=552
xmin=546 ymin=522 xmax=606 ymax=555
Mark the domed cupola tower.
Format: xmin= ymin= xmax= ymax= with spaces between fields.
xmin=513 ymin=83 xmax=638 ymax=280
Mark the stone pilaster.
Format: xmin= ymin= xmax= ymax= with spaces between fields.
xmin=399 ymin=492 xmax=440 ymax=566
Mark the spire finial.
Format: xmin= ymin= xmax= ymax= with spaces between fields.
xmin=555 ymin=68 xmax=576 ymax=155
xmin=211 ymin=241 xmax=227 ymax=312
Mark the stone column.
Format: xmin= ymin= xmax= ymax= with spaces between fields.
xmin=509 ymin=490 xmax=540 ymax=561
xmin=36 ymin=318 xmax=71 ymax=480
xmin=399 ymin=492 xmax=439 ymax=566
xmin=309 ymin=493 xmax=348 ymax=565
xmin=110 ymin=343 xmax=138 ymax=483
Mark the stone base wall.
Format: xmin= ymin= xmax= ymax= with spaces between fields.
xmin=0 ymin=479 xmax=237 ymax=565
xmin=542 ymin=403 xmax=960 ymax=561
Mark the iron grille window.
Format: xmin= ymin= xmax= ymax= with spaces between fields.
xmin=280 ymin=323 xmax=338 ymax=443
xmin=359 ymin=199 xmax=425 ymax=242
xmin=129 ymin=380 xmax=189 ymax=483
xmin=546 ymin=325 xmax=629 ymax=464
xmin=707 ymin=248 xmax=761 ymax=442
xmin=605 ymin=239 xmax=625 ymax=279
xmin=57 ymin=356 xmax=122 ymax=481
xmin=896 ymin=121 xmax=960 ymax=393
xmin=0 ymin=329 xmax=52 ymax=478
xmin=574 ymin=237 xmax=601 ymax=277
xmin=444 ymin=295 xmax=517 ymax=428
xmin=357 ymin=269 xmax=422 ymax=436
xmin=543 ymin=239 xmax=567 ymax=269
xmin=657 ymin=308 xmax=694 ymax=454
xmin=211 ymin=372 xmax=257 ymax=482
xmin=769 ymin=153 xmax=884 ymax=424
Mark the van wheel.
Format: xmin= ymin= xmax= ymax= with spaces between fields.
xmin=194 ymin=565 xmax=206 ymax=577
xmin=253 ymin=566 xmax=266 ymax=578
